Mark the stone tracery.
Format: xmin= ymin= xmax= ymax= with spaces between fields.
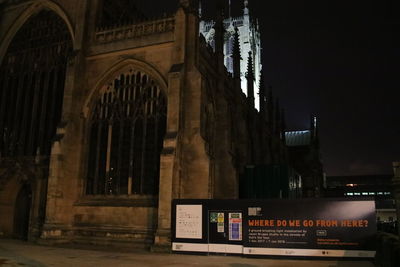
xmin=0 ymin=10 xmax=72 ymax=158
xmin=86 ymin=68 xmax=167 ymax=195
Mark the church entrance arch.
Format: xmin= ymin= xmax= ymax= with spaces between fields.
xmin=13 ymin=184 xmax=32 ymax=240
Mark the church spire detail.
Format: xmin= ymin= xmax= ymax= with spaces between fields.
xmin=198 ymin=0 xmax=202 ymax=18
xmin=232 ymin=27 xmax=241 ymax=80
xmin=246 ymin=51 xmax=255 ymax=108
xmin=214 ymin=0 xmax=225 ymax=67
xmin=228 ymin=0 xmax=232 ymax=18
xmin=244 ymin=0 xmax=249 ymax=15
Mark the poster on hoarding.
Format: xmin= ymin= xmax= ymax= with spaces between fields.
xmin=210 ymin=212 xmax=218 ymax=223
xmin=229 ymin=212 xmax=242 ymax=241
xmin=243 ymin=199 xmax=376 ymax=257
xmin=175 ymin=204 xmax=202 ymax=239
xmin=217 ymin=213 xmax=224 ymax=232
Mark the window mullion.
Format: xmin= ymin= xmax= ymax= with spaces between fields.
xmin=115 ymin=113 xmax=124 ymax=194
xmin=0 ymin=75 xmax=10 ymax=154
xmin=93 ymin=120 xmax=103 ymax=194
xmin=140 ymin=108 xmax=148 ymax=194
xmin=46 ymin=66 xmax=59 ymax=149
xmin=128 ymin=120 xmax=135 ymax=195
xmin=18 ymin=72 xmax=34 ymax=155
xmin=105 ymin=122 xmax=113 ymax=194
xmin=27 ymin=71 xmax=42 ymax=156
xmin=11 ymin=73 xmax=26 ymax=155
xmin=37 ymin=69 xmax=51 ymax=155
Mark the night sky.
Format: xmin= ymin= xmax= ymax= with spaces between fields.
xmin=136 ymin=0 xmax=399 ymax=176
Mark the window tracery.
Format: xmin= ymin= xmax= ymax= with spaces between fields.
xmin=0 ymin=10 xmax=72 ymax=158
xmin=86 ymin=69 xmax=167 ymax=195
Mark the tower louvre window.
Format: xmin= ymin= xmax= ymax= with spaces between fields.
xmin=86 ymin=70 xmax=167 ymax=195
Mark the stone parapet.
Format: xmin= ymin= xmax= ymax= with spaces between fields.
xmin=94 ymin=17 xmax=175 ymax=44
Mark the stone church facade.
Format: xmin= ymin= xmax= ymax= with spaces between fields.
xmin=0 ymin=0 xmax=286 ymax=249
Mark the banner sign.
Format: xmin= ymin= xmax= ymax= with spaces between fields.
xmin=172 ymin=199 xmax=376 ymax=258
xmin=243 ymin=199 xmax=376 ymax=257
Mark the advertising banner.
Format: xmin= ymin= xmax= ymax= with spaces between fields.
xmin=172 ymin=199 xmax=376 ymax=258
xmin=243 ymin=199 xmax=376 ymax=257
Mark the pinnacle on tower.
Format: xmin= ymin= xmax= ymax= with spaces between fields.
xmin=246 ymin=51 xmax=254 ymax=80
xmin=310 ymin=114 xmax=319 ymax=148
xmin=310 ymin=114 xmax=318 ymax=138
xmin=228 ymin=0 xmax=232 ymax=18
xmin=232 ymin=27 xmax=242 ymax=79
xmin=246 ymin=51 xmax=255 ymax=107
xmin=198 ymin=0 xmax=202 ymax=18
xmin=214 ymin=0 xmax=225 ymax=66
xmin=244 ymin=0 xmax=249 ymax=15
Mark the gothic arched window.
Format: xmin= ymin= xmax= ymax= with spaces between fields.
xmin=86 ymin=69 xmax=167 ymax=195
xmin=0 ymin=10 xmax=72 ymax=158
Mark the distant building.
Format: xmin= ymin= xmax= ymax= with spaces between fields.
xmin=285 ymin=116 xmax=324 ymax=197
xmin=325 ymin=174 xmax=396 ymax=223
xmin=325 ymin=174 xmax=393 ymax=199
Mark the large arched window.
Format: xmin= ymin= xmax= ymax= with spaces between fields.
xmin=86 ymin=69 xmax=167 ymax=195
xmin=0 ymin=10 xmax=72 ymax=158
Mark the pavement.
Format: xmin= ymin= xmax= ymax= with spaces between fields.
xmin=0 ymin=239 xmax=375 ymax=267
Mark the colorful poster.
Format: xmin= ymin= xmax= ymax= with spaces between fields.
xmin=229 ymin=212 xmax=242 ymax=241
xmin=210 ymin=212 xmax=218 ymax=223
xmin=217 ymin=213 xmax=224 ymax=232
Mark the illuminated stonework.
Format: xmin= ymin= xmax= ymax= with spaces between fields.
xmin=199 ymin=0 xmax=262 ymax=110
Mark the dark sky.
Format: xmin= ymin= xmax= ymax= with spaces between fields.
xmin=135 ymin=0 xmax=400 ymax=176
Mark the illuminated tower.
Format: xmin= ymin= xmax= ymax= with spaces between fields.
xmin=199 ymin=0 xmax=262 ymax=110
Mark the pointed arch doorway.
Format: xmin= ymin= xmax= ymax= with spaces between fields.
xmin=13 ymin=184 xmax=32 ymax=240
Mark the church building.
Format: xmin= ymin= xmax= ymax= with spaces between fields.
xmin=0 ymin=0 xmax=287 ymax=249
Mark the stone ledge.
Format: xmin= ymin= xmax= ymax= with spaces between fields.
xmin=74 ymin=196 xmax=157 ymax=207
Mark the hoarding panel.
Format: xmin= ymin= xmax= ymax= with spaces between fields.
xmin=243 ymin=199 xmax=376 ymax=257
xmin=172 ymin=198 xmax=376 ymax=257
